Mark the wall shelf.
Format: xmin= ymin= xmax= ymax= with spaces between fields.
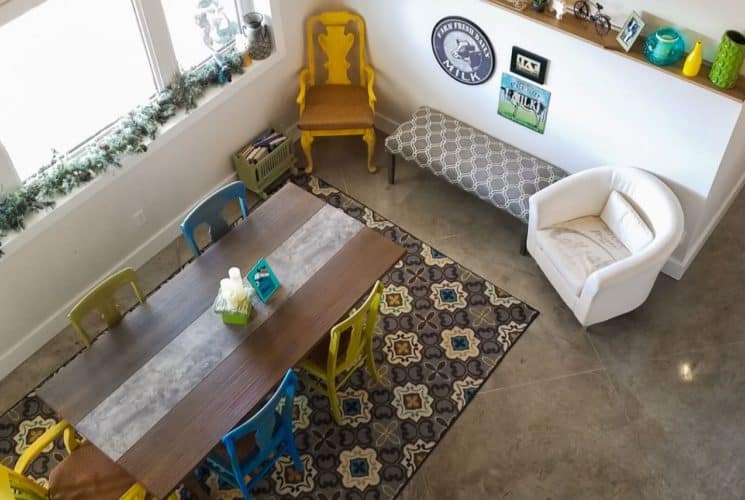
xmin=488 ymin=0 xmax=745 ymax=103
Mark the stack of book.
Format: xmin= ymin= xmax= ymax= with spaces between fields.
xmin=237 ymin=128 xmax=287 ymax=164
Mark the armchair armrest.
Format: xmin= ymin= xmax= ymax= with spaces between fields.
xmin=529 ymin=167 xmax=614 ymax=231
xmin=363 ymin=65 xmax=377 ymax=112
xmin=297 ymin=68 xmax=312 ymax=114
xmin=14 ymin=419 xmax=80 ymax=475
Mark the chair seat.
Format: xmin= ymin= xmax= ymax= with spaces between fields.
xmin=298 ymin=85 xmax=375 ymax=131
xmin=534 ymin=216 xmax=631 ymax=297
xmin=211 ymin=432 xmax=257 ymax=467
xmin=48 ymin=443 xmax=136 ymax=500
xmin=302 ymin=327 xmax=354 ymax=378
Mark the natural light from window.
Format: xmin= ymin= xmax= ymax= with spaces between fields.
xmin=161 ymin=0 xmax=240 ymax=72
xmin=0 ymin=0 xmax=155 ymax=180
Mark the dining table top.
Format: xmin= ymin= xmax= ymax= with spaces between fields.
xmin=36 ymin=182 xmax=405 ymax=498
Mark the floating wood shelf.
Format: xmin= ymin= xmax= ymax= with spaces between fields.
xmin=488 ymin=0 xmax=745 ymax=103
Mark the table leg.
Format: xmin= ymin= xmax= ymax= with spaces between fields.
xmin=182 ymin=473 xmax=212 ymax=500
xmin=389 ymin=154 xmax=396 ymax=185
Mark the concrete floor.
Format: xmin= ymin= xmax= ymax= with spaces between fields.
xmin=2 ymin=132 xmax=744 ymax=499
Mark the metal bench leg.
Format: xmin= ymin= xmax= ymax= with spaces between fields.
xmin=389 ymin=154 xmax=396 ymax=185
xmin=520 ymin=224 xmax=528 ymax=256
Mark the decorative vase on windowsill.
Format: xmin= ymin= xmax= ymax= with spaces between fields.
xmin=709 ymin=30 xmax=745 ymax=89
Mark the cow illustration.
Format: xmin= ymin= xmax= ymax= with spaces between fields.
xmin=503 ymin=88 xmax=547 ymax=128
xmin=450 ymin=38 xmax=483 ymax=73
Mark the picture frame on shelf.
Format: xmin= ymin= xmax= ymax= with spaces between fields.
xmin=510 ymin=47 xmax=549 ymax=84
xmin=617 ymin=11 xmax=646 ymax=52
xmin=247 ymin=258 xmax=280 ymax=303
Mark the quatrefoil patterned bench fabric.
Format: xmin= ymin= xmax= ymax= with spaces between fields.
xmin=385 ymin=106 xmax=568 ymax=222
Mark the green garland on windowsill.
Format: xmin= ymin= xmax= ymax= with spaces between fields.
xmin=0 ymin=51 xmax=244 ymax=257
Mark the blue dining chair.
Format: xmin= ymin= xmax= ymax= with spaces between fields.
xmin=180 ymin=181 xmax=249 ymax=257
xmin=205 ymin=369 xmax=303 ymax=499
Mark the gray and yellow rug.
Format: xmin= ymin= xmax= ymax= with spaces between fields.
xmin=0 ymin=175 xmax=538 ymax=499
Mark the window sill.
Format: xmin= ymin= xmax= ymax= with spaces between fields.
xmin=0 ymin=49 xmax=285 ymax=261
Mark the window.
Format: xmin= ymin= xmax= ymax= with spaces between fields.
xmin=161 ymin=0 xmax=241 ymax=72
xmin=0 ymin=0 xmax=156 ymax=180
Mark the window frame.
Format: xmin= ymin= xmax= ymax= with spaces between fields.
xmin=0 ymin=0 xmax=251 ymax=183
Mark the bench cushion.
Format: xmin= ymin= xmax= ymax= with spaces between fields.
xmin=384 ymin=107 xmax=567 ymax=222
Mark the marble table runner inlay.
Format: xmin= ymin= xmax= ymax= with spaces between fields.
xmin=76 ymin=205 xmax=362 ymax=460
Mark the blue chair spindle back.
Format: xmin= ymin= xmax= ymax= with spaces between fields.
xmin=220 ymin=369 xmax=302 ymax=499
xmin=180 ymin=181 xmax=249 ymax=257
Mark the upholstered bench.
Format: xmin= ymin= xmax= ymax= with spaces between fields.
xmin=385 ymin=106 xmax=568 ymax=252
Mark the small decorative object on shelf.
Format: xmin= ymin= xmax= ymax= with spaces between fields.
xmin=214 ymin=267 xmax=255 ymax=325
xmin=233 ymin=127 xmax=298 ymax=199
xmin=512 ymin=0 xmax=527 ymax=11
xmin=234 ymin=33 xmax=253 ymax=68
xmin=532 ymin=0 xmax=547 ymax=12
xmin=616 ymin=11 xmax=645 ymax=53
xmin=682 ymin=41 xmax=704 ymax=78
xmin=644 ymin=28 xmax=686 ymax=66
xmin=549 ymin=0 xmax=566 ymax=20
xmin=248 ymin=258 xmax=280 ymax=303
xmin=709 ymin=31 xmax=745 ymax=89
xmin=511 ymin=47 xmax=549 ymax=84
xmin=573 ymin=1 xmax=611 ymax=36
xmin=243 ymin=12 xmax=272 ymax=60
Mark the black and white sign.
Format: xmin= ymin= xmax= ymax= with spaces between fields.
xmin=431 ymin=17 xmax=495 ymax=85
xmin=510 ymin=47 xmax=549 ymax=85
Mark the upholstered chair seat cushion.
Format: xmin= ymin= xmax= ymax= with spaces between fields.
xmin=298 ymin=85 xmax=375 ymax=130
xmin=534 ymin=216 xmax=631 ymax=297
xmin=48 ymin=443 xmax=136 ymax=500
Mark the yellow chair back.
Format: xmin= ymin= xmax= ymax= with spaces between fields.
xmin=68 ymin=267 xmax=145 ymax=346
xmin=305 ymin=11 xmax=368 ymax=87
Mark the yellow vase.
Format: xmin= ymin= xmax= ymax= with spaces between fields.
xmin=682 ymin=41 xmax=703 ymax=77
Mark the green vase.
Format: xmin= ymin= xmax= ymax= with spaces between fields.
xmin=709 ymin=30 xmax=745 ymax=89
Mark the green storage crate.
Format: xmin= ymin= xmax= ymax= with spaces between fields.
xmin=233 ymin=126 xmax=298 ymax=199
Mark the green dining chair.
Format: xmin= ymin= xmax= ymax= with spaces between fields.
xmin=298 ymin=281 xmax=383 ymax=423
xmin=68 ymin=267 xmax=145 ymax=347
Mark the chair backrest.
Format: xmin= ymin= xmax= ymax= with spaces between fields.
xmin=180 ymin=181 xmax=249 ymax=257
xmin=0 ymin=464 xmax=48 ymax=500
xmin=68 ymin=267 xmax=145 ymax=346
xmin=305 ymin=11 xmax=368 ymax=87
xmin=328 ymin=281 xmax=383 ymax=379
xmin=221 ymin=369 xmax=298 ymax=499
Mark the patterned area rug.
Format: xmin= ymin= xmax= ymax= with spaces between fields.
xmin=0 ymin=175 xmax=538 ymax=499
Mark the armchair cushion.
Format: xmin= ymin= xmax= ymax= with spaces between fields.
xmin=298 ymin=85 xmax=375 ymax=131
xmin=535 ymin=216 xmax=630 ymax=296
xmin=600 ymin=191 xmax=654 ymax=253
xmin=48 ymin=442 xmax=136 ymax=500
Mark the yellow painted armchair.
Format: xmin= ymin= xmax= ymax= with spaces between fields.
xmin=297 ymin=11 xmax=377 ymax=175
xmin=0 ymin=419 xmax=175 ymax=499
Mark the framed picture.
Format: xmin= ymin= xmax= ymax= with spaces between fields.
xmin=510 ymin=46 xmax=548 ymax=85
xmin=498 ymin=73 xmax=551 ymax=134
xmin=247 ymin=258 xmax=280 ymax=303
xmin=431 ymin=16 xmax=496 ymax=85
xmin=617 ymin=12 xmax=646 ymax=52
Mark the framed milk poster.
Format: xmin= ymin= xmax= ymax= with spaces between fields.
xmin=498 ymin=73 xmax=551 ymax=134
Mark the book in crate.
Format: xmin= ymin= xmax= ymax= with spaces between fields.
xmin=233 ymin=126 xmax=298 ymax=199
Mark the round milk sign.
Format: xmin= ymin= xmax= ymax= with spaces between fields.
xmin=432 ymin=17 xmax=495 ymax=85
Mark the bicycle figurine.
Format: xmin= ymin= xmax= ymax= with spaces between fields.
xmin=573 ymin=0 xmax=612 ymax=36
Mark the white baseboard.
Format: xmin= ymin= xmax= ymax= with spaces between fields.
xmin=0 ymin=172 xmax=238 ymax=380
xmin=664 ymin=167 xmax=745 ymax=280
xmin=375 ymin=112 xmax=400 ymax=135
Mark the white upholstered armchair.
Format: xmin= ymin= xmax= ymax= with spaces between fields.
xmin=527 ymin=166 xmax=685 ymax=326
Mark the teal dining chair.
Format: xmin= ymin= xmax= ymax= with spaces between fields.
xmin=180 ymin=181 xmax=249 ymax=257
xmin=205 ymin=369 xmax=303 ymax=499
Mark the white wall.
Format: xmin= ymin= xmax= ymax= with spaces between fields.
xmin=0 ymin=0 xmax=327 ymax=378
xmin=335 ymin=0 xmax=745 ymax=274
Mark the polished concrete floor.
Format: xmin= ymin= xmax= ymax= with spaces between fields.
xmin=2 ymin=132 xmax=744 ymax=499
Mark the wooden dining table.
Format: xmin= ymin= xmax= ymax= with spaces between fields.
xmin=36 ymin=182 xmax=404 ymax=498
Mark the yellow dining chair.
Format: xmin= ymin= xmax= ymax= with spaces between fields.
xmin=299 ymin=281 xmax=383 ymax=423
xmin=68 ymin=267 xmax=145 ymax=347
xmin=297 ymin=11 xmax=377 ymax=175
xmin=0 ymin=419 xmax=174 ymax=500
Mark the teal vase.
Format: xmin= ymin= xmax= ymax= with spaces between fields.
xmin=709 ymin=30 xmax=745 ymax=89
